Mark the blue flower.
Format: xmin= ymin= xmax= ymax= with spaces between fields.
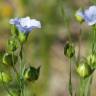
xmin=9 ymin=17 xmax=41 ymax=33
xmin=76 ymin=6 xmax=96 ymax=25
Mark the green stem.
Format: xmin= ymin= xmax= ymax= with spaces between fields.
xmin=79 ymin=78 xmax=85 ymax=96
xmin=85 ymin=75 xmax=93 ymax=96
xmin=11 ymin=52 xmax=21 ymax=95
xmin=78 ymin=28 xmax=81 ymax=61
xmin=19 ymin=44 xmax=24 ymax=96
xmin=77 ymin=27 xmax=82 ymax=65
xmin=92 ymin=25 xmax=96 ymax=54
xmin=79 ymin=75 xmax=93 ymax=96
xmin=69 ymin=59 xmax=73 ymax=96
xmin=12 ymin=52 xmax=18 ymax=77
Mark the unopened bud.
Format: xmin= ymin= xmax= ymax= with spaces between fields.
xmin=77 ymin=63 xmax=91 ymax=78
xmin=24 ymin=66 xmax=40 ymax=82
xmin=0 ymin=72 xmax=12 ymax=83
xmin=64 ymin=42 xmax=75 ymax=58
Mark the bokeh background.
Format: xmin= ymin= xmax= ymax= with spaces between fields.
xmin=0 ymin=0 xmax=96 ymax=96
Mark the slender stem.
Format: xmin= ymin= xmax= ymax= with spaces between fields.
xmin=12 ymin=52 xmax=18 ymax=77
xmin=80 ymin=78 xmax=84 ymax=96
xmin=77 ymin=27 xmax=82 ymax=64
xmin=92 ymin=25 xmax=96 ymax=54
xmin=11 ymin=52 xmax=21 ymax=95
xmin=19 ymin=44 xmax=24 ymax=96
xmin=79 ymin=74 xmax=93 ymax=96
xmin=69 ymin=58 xmax=73 ymax=96
xmin=88 ymin=75 xmax=93 ymax=96
xmin=85 ymin=75 xmax=93 ymax=96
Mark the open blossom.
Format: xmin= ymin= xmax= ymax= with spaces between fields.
xmin=76 ymin=6 xmax=96 ymax=25
xmin=9 ymin=17 xmax=41 ymax=33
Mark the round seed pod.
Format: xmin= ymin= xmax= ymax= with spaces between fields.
xmin=2 ymin=53 xmax=17 ymax=66
xmin=64 ymin=42 xmax=75 ymax=58
xmin=7 ymin=38 xmax=18 ymax=52
xmin=18 ymin=32 xmax=28 ymax=44
xmin=0 ymin=72 xmax=12 ymax=83
xmin=24 ymin=66 xmax=40 ymax=82
xmin=77 ymin=63 xmax=92 ymax=78
xmin=87 ymin=54 xmax=96 ymax=69
xmin=0 ymin=50 xmax=5 ymax=63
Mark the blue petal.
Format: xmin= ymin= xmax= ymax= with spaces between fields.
xmin=9 ymin=18 xmax=20 ymax=25
xmin=84 ymin=5 xmax=96 ymax=25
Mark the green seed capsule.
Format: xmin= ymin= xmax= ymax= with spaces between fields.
xmin=64 ymin=42 xmax=75 ymax=58
xmin=87 ymin=54 xmax=96 ymax=69
xmin=24 ymin=66 xmax=40 ymax=82
xmin=2 ymin=53 xmax=17 ymax=66
xmin=7 ymin=38 xmax=18 ymax=52
xmin=77 ymin=63 xmax=91 ymax=78
xmin=18 ymin=32 xmax=28 ymax=44
xmin=0 ymin=72 xmax=12 ymax=83
xmin=0 ymin=50 xmax=5 ymax=63
xmin=75 ymin=9 xmax=84 ymax=23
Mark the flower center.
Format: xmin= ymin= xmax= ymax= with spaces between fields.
xmin=20 ymin=17 xmax=32 ymax=28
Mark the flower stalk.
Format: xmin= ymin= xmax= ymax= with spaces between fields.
xmin=0 ymin=16 xmax=41 ymax=96
xmin=75 ymin=5 xmax=96 ymax=96
xmin=69 ymin=58 xmax=73 ymax=96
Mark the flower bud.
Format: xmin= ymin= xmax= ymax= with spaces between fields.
xmin=75 ymin=9 xmax=84 ymax=23
xmin=87 ymin=54 xmax=96 ymax=69
xmin=77 ymin=63 xmax=91 ymax=78
xmin=75 ymin=15 xmax=84 ymax=23
xmin=0 ymin=72 xmax=12 ymax=83
xmin=24 ymin=66 xmax=40 ymax=82
xmin=64 ymin=42 xmax=75 ymax=58
xmin=2 ymin=53 xmax=17 ymax=66
xmin=18 ymin=32 xmax=28 ymax=44
xmin=0 ymin=50 xmax=5 ymax=63
xmin=7 ymin=38 xmax=18 ymax=52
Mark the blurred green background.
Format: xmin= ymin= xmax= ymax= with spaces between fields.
xmin=0 ymin=0 xmax=96 ymax=96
